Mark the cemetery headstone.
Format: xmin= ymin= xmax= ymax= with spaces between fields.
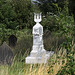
xmin=25 ymin=13 xmax=54 ymax=64
xmin=9 ymin=35 xmax=17 ymax=47
xmin=0 ymin=42 xmax=13 ymax=65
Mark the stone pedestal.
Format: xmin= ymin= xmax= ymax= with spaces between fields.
xmin=26 ymin=51 xmax=54 ymax=64
xmin=25 ymin=13 xmax=54 ymax=64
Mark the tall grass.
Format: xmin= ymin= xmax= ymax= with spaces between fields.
xmin=0 ymin=30 xmax=74 ymax=75
xmin=0 ymin=46 xmax=73 ymax=75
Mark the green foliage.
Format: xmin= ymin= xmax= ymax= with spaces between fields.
xmin=69 ymin=0 xmax=75 ymax=23
xmin=0 ymin=0 xmax=34 ymax=43
xmin=36 ymin=0 xmax=67 ymax=15
xmin=55 ymin=2 xmax=75 ymax=74
xmin=42 ymin=13 xmax=58 ymax=31
xmin=36 ymin=0 xmax=75 ymax=24
xmin=0 ymin=0 xmax=34 ymax=30
xmin=36 ymin=0 xmax=58 ymax=14
xmin=55 ymin=1 xmax=74 ymax=54
xmin=41 ymin=1 xmax=74 ymax=33
xmin=0 ymin=0 xmax=18 ymax=30
xmin=56 ymin=1 xmax=74 ymax=35
xmin=14 ymin=29 xmax=32 ymax=55
xmin=57 ymin=50 xmax=75 ymax=75
xmin=0 ymin=24 xmax=15 ymax=44
xmin=11 ymin=0 xmax=34 ymax=29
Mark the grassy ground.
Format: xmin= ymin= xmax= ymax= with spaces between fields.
xmin=0 ymin=47 xmax=73 ymax=75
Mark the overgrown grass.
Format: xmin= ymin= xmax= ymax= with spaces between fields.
xmin=0 ymin=45 xmax=74 ymax=75
xmin=0 ymin=29 xmax=74 ymax=75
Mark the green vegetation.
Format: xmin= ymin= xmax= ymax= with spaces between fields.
xmin=0 ymin=47 xmax=74 ymax=75
xmin=0 ymin=0 xmax=75 ymax=75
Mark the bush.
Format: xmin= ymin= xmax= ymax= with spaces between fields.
xmin=14 ymin=29 xmax=32 ymax=56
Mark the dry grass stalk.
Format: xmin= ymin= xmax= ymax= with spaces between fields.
xmin=49 ymin=48 xmax=67 ymax=75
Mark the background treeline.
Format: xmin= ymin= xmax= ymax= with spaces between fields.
xmin=0 ymin=0 xmax=34 ymax=43
xmin=0 ymin=0 xmax=34 ymax=30
xmin=0 ymin=0 xmax=75 ymax=50
xmin=0 ymin=0 xmax=75 ymax=30
xmin=0 ymin=0 xmax=75 ymax=52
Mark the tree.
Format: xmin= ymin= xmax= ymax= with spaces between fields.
xmin=0 ymin=0 xmax=18 ymax=30
xmin=68 ymin=0 xmax=75 ymax=23
xmin=36 ymin=0 xmax=75 ymax=23
xmin=11 ymin=0 xmax=34 ymax=29
xmin=0 ymin=0 xmax=18 ymax=44
xmin=36 ymin=0 xmax=58 ymax=14
xmin=36 ymin=0 xmax=69 ymax=15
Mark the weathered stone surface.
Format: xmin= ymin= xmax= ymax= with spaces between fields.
xmin=0 ymin=42 xmax=13 ymax=65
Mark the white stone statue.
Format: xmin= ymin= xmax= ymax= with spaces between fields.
xmin=32 ymin=13 xmax=45 ymax=54
xmin=25 ymin=13 xmax=54 ymax=64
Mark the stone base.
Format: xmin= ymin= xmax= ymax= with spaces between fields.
xmin=25 ymin=51 xmax=54 ymax=64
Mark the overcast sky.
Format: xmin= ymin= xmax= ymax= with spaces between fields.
xmin=31 ymin=0 xmax=37 ymax=1
xmin=31 ymin=0 xmax=36 ymax=1
xmin=31 ymin=0 xmax=57 ymax=2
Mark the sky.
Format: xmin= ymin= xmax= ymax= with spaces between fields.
xmin=31 ymin=0 xmax=39 ymax=4
xmin=31 ymin=0 xmax=37 ymax=2
xmin=31 ymin=0 xmax=37 ymax=1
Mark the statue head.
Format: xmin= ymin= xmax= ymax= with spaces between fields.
xmin=34 ymin=13 xmax=42 ymax=23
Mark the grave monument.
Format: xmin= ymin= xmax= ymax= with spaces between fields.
xmin=0 ymin=42 xmax=13 ymax=65
xmin=25 ymin=13 xmax=54 ymax=64
xmin=9 ymin=35 xmax=17 ymax=47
